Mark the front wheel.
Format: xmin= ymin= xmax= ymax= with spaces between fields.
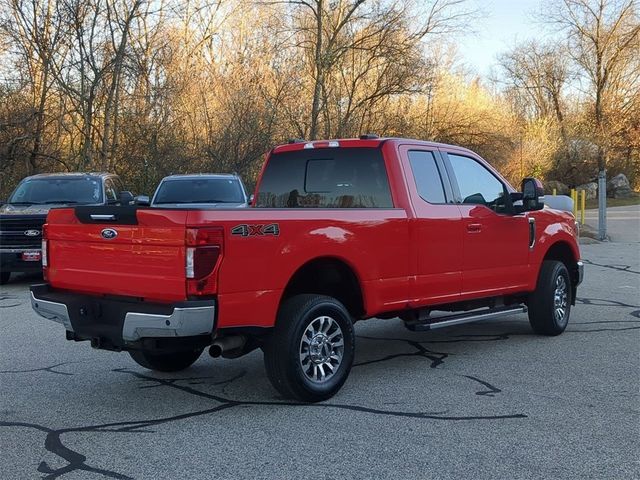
xmin=528 ymin=260 xmax=572 ymax=336
xmin=129 ymin=348 xmax=203 ymax=372
xmin=0 ymin=271 xmax=11 ymax=285
xmin=263 ymin=294 xmax=355 ymax=402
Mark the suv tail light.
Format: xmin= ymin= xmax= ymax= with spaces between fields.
xmin=185 ymin=227 xmax=223 ymax=296
xmin=42 ymin=224 xmax=49 ymax=281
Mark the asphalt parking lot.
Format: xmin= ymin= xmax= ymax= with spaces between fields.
xmin=1 ymin=240 xmax=639 ymax=479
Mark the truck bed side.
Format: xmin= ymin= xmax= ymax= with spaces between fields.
xmin=188 ymin=208 xmax=409 ymax=328
xmin=44 ymin=207 xmax=410 ymax=327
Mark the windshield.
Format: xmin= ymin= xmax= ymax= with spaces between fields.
xmin=8 ymin=177 xmax=103 ymax=205
xmin=153 ymin=178 xmax=245 ymax=205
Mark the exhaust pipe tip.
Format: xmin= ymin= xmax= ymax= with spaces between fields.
xmin=209 ymin=335 xmax=246 ymax=358
xmin=208 ymin=344 xmax=223 ymax=358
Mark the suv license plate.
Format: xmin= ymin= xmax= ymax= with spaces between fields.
xmin=22 ymin=251 xmax=41 ymax=262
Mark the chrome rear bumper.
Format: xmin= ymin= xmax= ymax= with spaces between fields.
xmin=30 ymin=284 xmax=216 ymax=347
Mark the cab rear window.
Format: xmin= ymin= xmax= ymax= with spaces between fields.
xmin=256 ymin=148 xmax=392 ymax=208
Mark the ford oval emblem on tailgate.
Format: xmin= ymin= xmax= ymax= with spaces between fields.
xmin=24 ymin=230 xmax=40 ymax=236
xmin=101 ymin=228 xmax=118 ymax=240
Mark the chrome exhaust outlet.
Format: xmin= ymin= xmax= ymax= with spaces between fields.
xmin=209 ymin=335 xmax=246 ymax=358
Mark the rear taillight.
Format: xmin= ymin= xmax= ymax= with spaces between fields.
xmin=42 ymin=224 xmax=49 ymax=280
xmin=185 ymin=227 xmax=223 ymax=296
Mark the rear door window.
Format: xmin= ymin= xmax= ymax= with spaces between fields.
xmin=408 ymin=151 xmax=447 ymax=204
xmin=256 ymin=148 xmax=392 ymax=208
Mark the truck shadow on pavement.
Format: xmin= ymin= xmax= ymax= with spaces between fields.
xmin=1 ymin=295 xmax=639 ymax=479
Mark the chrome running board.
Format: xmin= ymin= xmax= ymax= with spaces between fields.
xmin=404 ymin=305 xmax=527 ymax=332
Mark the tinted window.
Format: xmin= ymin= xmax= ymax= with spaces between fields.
xmin=256 ymin=148 xmax=392 ymax=208
xmin=8 ymin=177 xmax=103 ymax=205
xmin=448 ymin=154 xmax=507 ymax=213
xmin=153 ymin=178 xmax=245 ymax=204
xmin=408 ymin=151 xmax=446 ymax=203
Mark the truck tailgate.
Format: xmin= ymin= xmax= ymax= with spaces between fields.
xmin=46 ymin=207 xmax=189 ymax=302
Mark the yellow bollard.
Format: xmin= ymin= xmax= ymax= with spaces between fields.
xmin=580 ymin=190 xmax=586 ymax=224
xmin=553 ymin=188 xmax=557 ymax=196
xmin=571 ymin=188 xmax=577 ymax=217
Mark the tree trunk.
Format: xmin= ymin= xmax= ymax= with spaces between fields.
xmin=80 ymin=91 xmax=95 ymax=170
xmin=101 ymin=1 xmax=140 ymax=170
xmin=29 ymin=73 xmax=48 ymax=175
xmin=309 ymin=0 xmax=323 ymax=140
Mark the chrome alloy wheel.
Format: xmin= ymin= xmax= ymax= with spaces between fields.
xmin=554 ymin=275 xmax=568 ymax=325
xmin=299 ymin=316 xmax=344 ymax=383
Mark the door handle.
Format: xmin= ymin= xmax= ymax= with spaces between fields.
xmin=467 ymin=223 xmax=482 ymax=233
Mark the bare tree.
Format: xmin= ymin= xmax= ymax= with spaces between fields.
xmin=269 ymin=0 xmax=473 ymax=139
xmin=1 ymin=0 xmax=637 ymax=204
xmin=549 ymin=0 xmax=640 ymax=171
xmin=100 ymin=0 xmax=144 ymax=171
xmin=498 ymin=40 xmax=572 ymax=172
xmin=1 ymin=0 xmax=70 ymax=173
xmin=547 ymin=0 xmax=640 ymax=239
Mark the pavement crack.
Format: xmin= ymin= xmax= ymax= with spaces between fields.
xmin=0 ymin=420 xmax=132 ymax=479
xmin=0 ymin=361 xmax=78 ymax=376
xmin=137 ymin=371 xmax=246 ymax=390
xmin=354 ymin=336 xmax=448 ymax=368
xmin=576 ymin=297 xmax=640 ymax=308
xmin=463 ymin=375 xmax=502 ymax=397
xmin=582 ymin=259 xmax=640 ymax=275
xmin=114 ymin=367 xmax=527 ymax=422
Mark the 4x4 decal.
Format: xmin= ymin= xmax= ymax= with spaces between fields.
xmin=231 ymin=223 xmax=280 ymax=237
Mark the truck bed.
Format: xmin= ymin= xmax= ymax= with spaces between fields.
xmin=45 ymin=205 xmax=410 ymax=326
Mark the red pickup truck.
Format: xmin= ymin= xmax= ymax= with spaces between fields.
xmin=31 ymin=137 xmax=583 ymax=401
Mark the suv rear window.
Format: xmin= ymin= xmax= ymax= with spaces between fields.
xmin=256 ymin=148 xmax=392 ymax=208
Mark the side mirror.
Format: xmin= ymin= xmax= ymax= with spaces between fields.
xmin=248 ymin=194 xmax=254 ymax=206
xmin=134 ymin=195 xmax=150 ymax=206
xmin=521 ymin=177 xmax=544 ymax=212
xmin=119 ymin=191 xmax=135 ymax=205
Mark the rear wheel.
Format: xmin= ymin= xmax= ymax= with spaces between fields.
xmin=0 ymin=271 xmax=10 ymax=285
xmin=129 ymin=348 xmax=203 ymax=372
xmin=528 ymin=260 xmax=572 ymax=336
xmin=263 ymin=294 xmax=355 ymax=402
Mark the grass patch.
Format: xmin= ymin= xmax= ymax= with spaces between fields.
xmin=585 ymin=195 xmax=640 ymax=209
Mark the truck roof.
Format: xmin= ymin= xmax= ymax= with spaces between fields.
xmin=271 ymin=137 xmax=476 ymax=155
xmin=160 ymin=173 xmax=242 ymax=181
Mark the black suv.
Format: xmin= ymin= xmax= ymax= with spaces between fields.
xmin=0 ymin=173 xmax=129 ymax=284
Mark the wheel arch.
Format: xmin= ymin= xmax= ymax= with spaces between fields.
xmin=279 ymin=256 xmax=365 ymax=320
xmin=539 ymin=240 xmax=580 ymax=304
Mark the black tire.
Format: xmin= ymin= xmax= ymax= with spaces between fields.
xmin=528 ymin=260 xmax=572 ymax=336
xmin=129 ymin=348 xmax=203 ymax=372
xmin=0 ymin=271 xmax=10 ymax=285
xmin=263 ymin=294 xmax=355 ymax=402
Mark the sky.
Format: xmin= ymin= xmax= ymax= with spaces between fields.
xmin=456 ymin=0 xmax=551 ymax=77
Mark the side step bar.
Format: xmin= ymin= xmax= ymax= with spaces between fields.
xmin=404 ymin=305 xmax=527 ymax=332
